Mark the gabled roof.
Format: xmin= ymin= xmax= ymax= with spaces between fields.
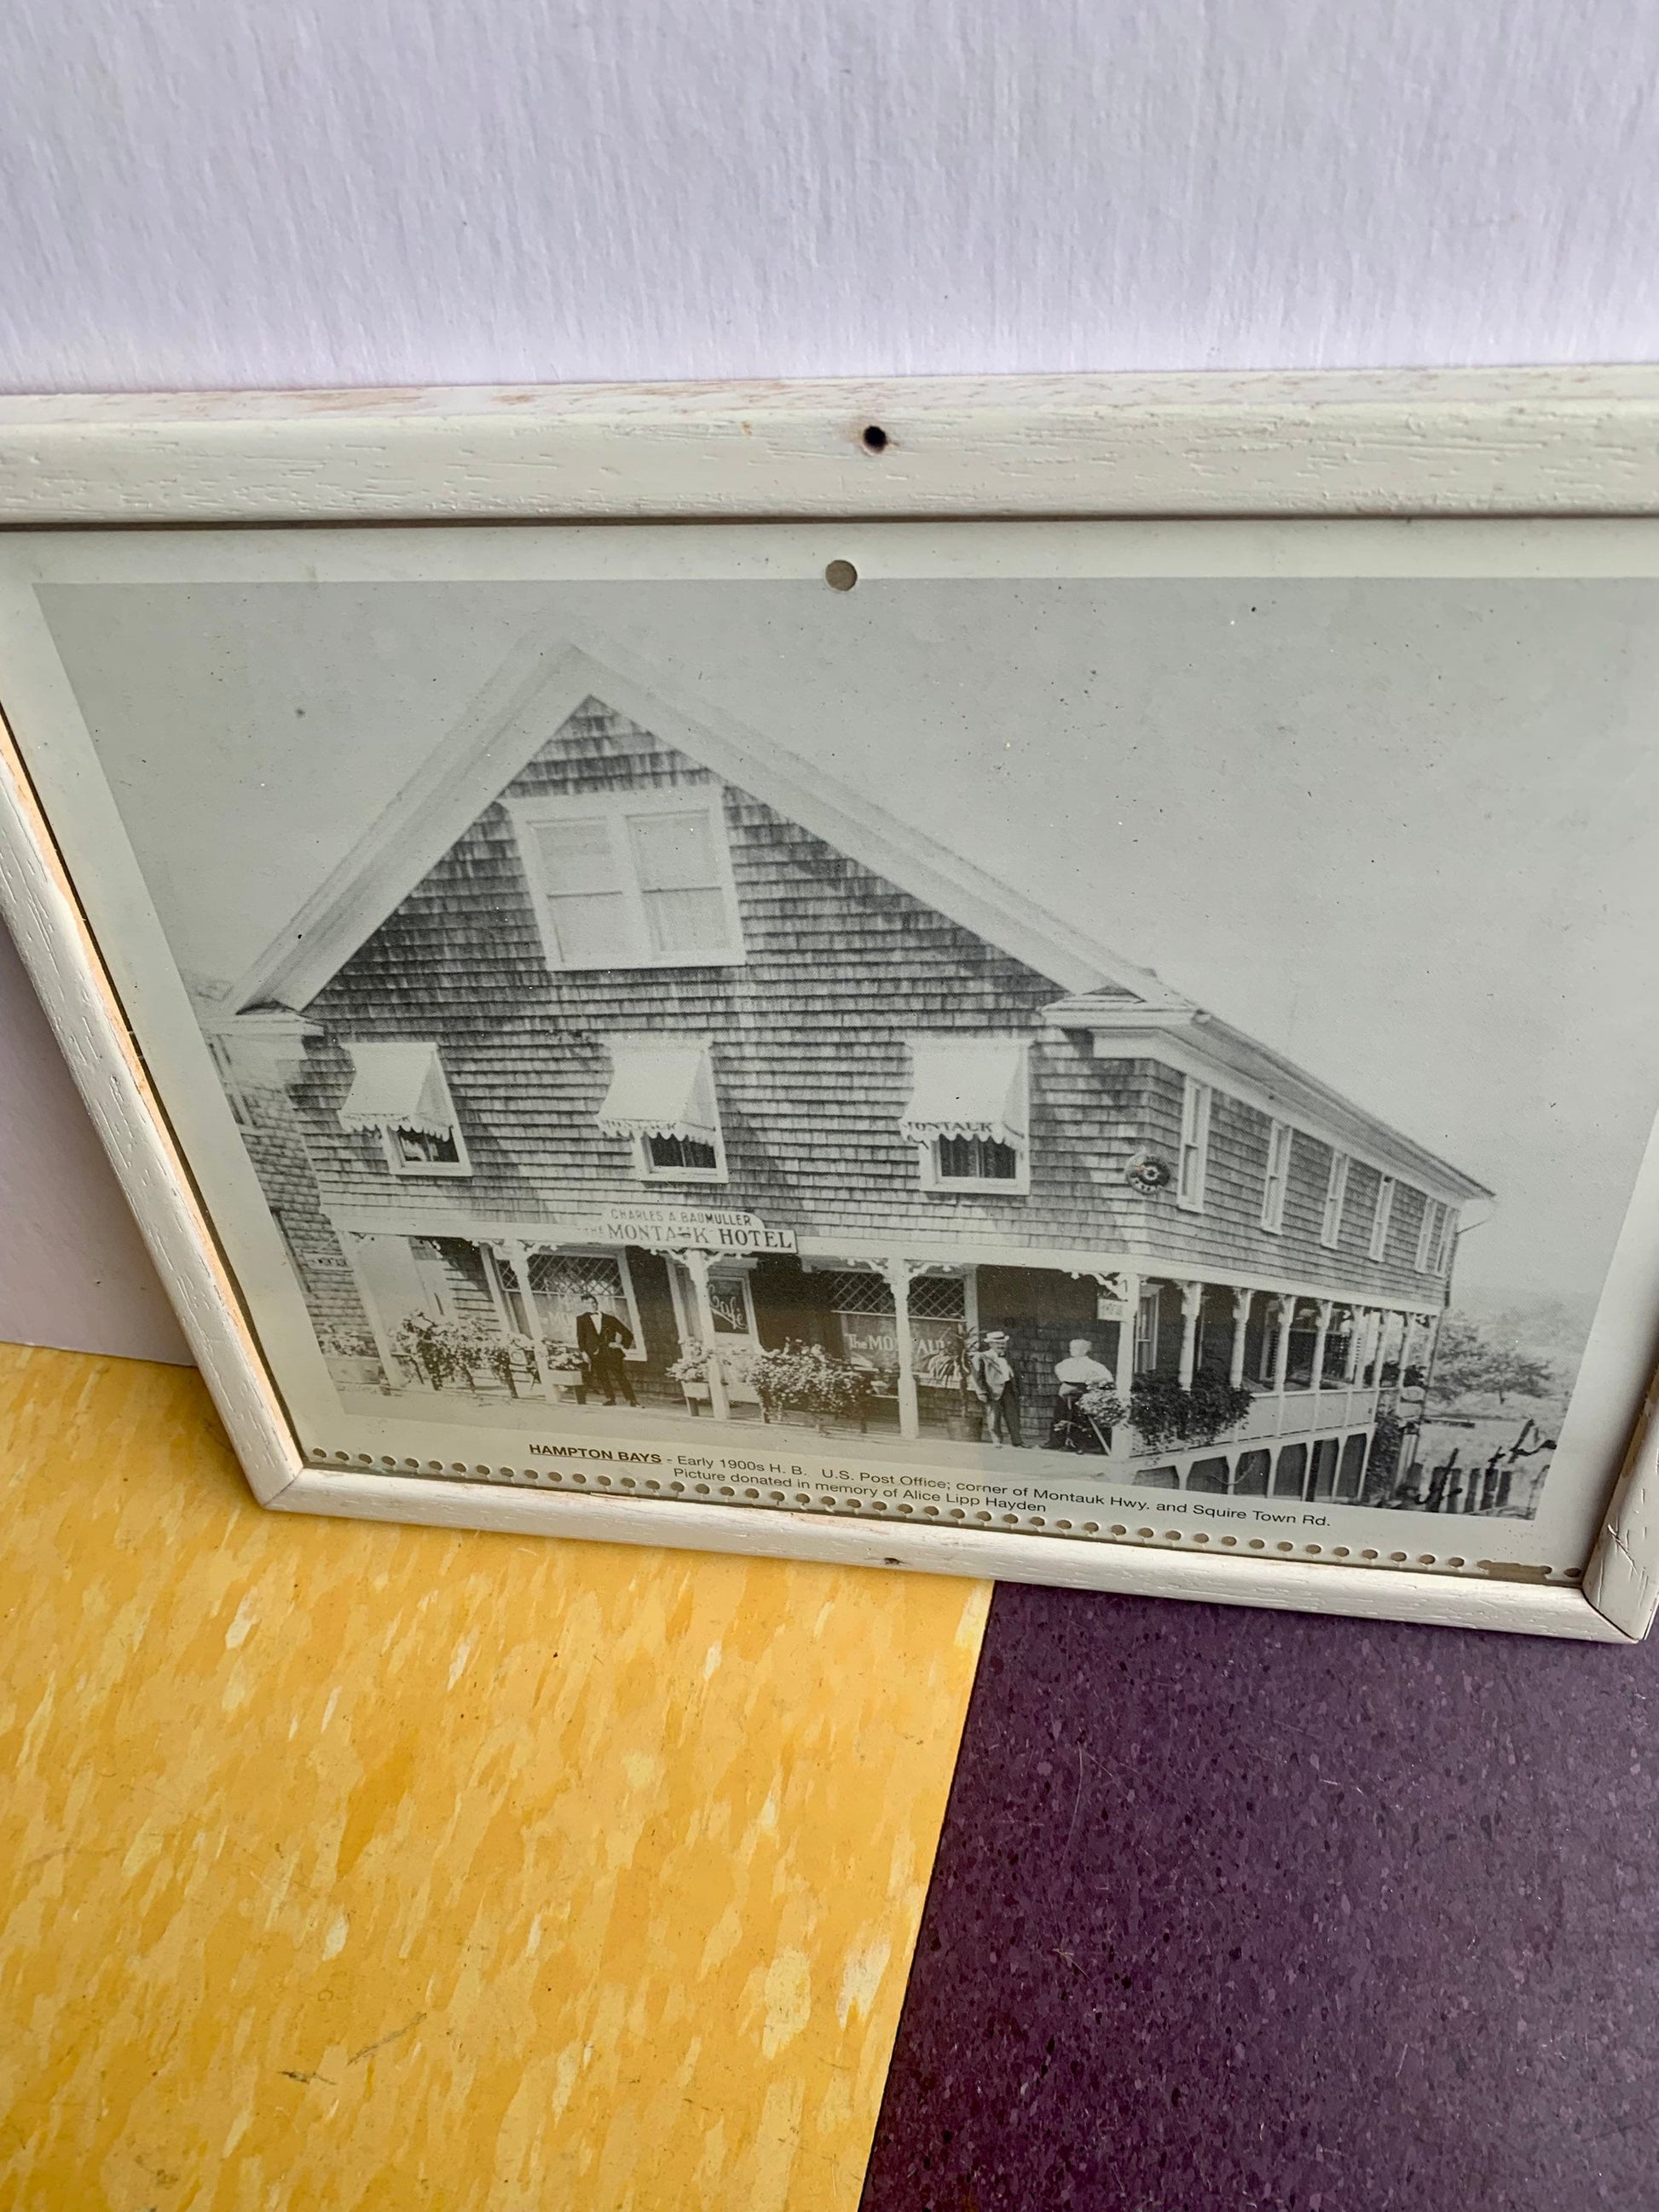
xmin=228 ymin=631 xmax=1191 ymax=1018
xmin=226 ymin=628 xmax=1488 ymax=1201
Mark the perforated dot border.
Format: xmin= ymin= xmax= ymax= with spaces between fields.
xmin=303 ymin=1447 xmax=1585 ymax=1582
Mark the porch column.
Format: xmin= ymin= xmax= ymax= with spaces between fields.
xmin=683 ymin=1247 xmax=731 ymax=1423
xmin=1177 ymin=1281 xmax=1204 ymax=1389
xmin=343 ymin=1231 xmax=401 ymax=1388
xmin=1421 ymin=1311 xmax=1445 ymax=1399
xmin=1360 ymin=1308 xmax=1381 ymax=1385
xmin=1269 ymin=1297 xmax=1294 ymax=1434
xmin=1398 ymin=1314 xmax=1420 ymax=1386
xmin=503 ymin=1239 xmax=556 ymax=1405
xmin=1309 ymin=1299 xmax=1334 ymax=1399
xmin=882 ymin=1258 xmax=921 ymax=1441
xmin=480 ymin=1243 xmax=515 ymax=1337
xmin=1228 ymin=1287 xmax=1251 ymax=1389
xmin=1342 ymin=1306 xmax=1364 ymax=1384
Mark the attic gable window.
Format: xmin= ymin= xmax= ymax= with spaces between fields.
xmin=598 ymin=1037 xmax=727 ymax=1183
xmin=901 ymin=1038 xmax=1031 ymax=1193
xmin=508 ymin=790 xmax=745 ymax=973
xmin=338 ymin=1041 xmax=471 ymax=1178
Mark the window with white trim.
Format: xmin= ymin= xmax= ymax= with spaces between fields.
xmin=901 ymin=1038 xmax=1031 ymax=1193
xmin=1176 ymin=1078 xmax=1211 ymax=1211
xmin=1134 ymin=1287 xmax=1161 ymax=1373
xmin=1368 ymin=1175 xmax=1395 ymax=1262
xmin=1320 ymin=1152 xmax=1350 ymax=1248
xmin=1416 ymin=1198 xmax=1450 ymax=1273
xmin=1431 ymin=1203 xmax=1457 ymax=1276
xmin=597 ymin=1037 xmax=727 ymax=1183
xmin=1261 ymin=1120 xmax=1292 ymax=1233
xmin=338 ymin=1040 xmax=471 ymax=1178
xmin=510 ymin=789 xmax=745 ymax=972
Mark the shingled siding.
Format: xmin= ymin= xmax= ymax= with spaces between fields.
xmin=236 ymin=1083 xmax=372 ymax=1348
xmin=1124 ymin=1066 xmax=1450 ymax=1304
xmin=289 ymin=702 xmax=1448 ymax=1308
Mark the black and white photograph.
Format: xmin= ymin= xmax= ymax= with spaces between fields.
xmin=11 ymin=524 xmax=1659 ymax=1572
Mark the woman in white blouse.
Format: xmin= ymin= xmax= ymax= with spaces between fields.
xmin=1046 ymin=1337 xmax=1118 ymax=1453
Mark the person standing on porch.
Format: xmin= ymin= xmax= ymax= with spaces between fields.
xmin=576 ymin=1296 xmax=636 ymax=1406
xmin=969 ymin=1331 xmax=1023 ymax=1447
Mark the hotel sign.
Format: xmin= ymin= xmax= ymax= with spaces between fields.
xmin=599 ymin=1204 xmax=797 ymax=1255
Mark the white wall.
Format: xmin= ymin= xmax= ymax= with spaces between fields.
xmin=4 ymin=0 xmax=1659 ymax=1358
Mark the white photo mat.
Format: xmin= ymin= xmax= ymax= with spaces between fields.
xmin=2 ymin=375 xmax=1658 ymax=1642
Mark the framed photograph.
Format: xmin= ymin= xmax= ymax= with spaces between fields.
xmin=4 ymin=373 xmax=1659 ymax=1641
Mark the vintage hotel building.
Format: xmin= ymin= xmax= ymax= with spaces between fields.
xmin=212 ymin=643 xmax=1491 ymax=1502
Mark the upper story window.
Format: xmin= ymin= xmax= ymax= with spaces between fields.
xmin=901 ymin=1038 xmax=1031 ymax=1193
xmin=338 ymin=1041 xmax=471 ymax=1178
xmin=1321 ymin=1152 xmax=1350 ymax=1248
xmin=509 ymin=789 xmax=745 ymax=972
xmin=1368 ymin=1174 xmax=1396 ymax=1262
xmin=1176 ymin=1077 xmax=1211 ymax=1212
xmin=598 ymin=1037 xmax=726 ymax=1182
xmin=1416 ymin=1198 xmax=1453 ymax=1274
xmin=1261 ymin=1120 xmax=1292 ymax=1233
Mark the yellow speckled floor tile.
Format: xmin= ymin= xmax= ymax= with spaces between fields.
xmin=0 ymin=1343 xmax=989 ymax=2212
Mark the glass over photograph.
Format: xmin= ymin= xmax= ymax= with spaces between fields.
xmin=12 ymin=525 xmax=1659 ymax=1574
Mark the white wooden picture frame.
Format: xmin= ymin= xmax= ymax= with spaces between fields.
xmin=3 ymin=369 xmax=1658 ymax=1643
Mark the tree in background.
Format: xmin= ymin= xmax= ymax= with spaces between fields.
xmin=1430 ymin=1314 xmax=1557 ymax=1406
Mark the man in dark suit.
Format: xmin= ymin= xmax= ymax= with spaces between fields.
xmin=576 ymin=1296 xmax=637 ymax=1406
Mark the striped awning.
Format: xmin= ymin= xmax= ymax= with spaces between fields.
xmin=338 ymin=1041 xmax=454 ymax=1139
xmin=598 ymin=1040 xmax=720 ymax=1144
xmin=899 ymin=1039 xmax=1029 ymax=1146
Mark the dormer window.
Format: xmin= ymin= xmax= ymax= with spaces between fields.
xmin=598 ymin=1037 xmax=727 ymax=1182
xmin=338 ymin=1041 xmax=471 ymax=1177
xmin=509 ymin=790 xmax=745 ymax=972
xmin=901 ymin=1039 xmax=1031 ymax=1193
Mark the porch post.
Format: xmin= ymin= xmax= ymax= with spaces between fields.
xmin=503 ymin=1239 xmax=556 ymax=1404
xmin=879 ymin=1259 xmax=922 ymax=1441
xmin=480 ymin=1243 xmax=515 ymax=1336
xmin=1398 ymin=1314 xmax=1419 ymax=1385
xmin=343 ymin=1230 xmax=401 ymax=1389
xmin=1421 ymin=1310 xmax=1445 ymax=1400
xmin=1228 ymin=1287 xmax=1251 ymax=1389
xmin=1342 ymin=1306 xmax=1363 ymax=1383
xmin=683 ymin=1247 xmax=730 ymax=1422
xmin=1270 ymin=1297 xmax=1294 ymax=1434
xmin=1177 ymin=1281 xmax=1204 ymax=1390
xmin=1310 ymin=1299 xmax=1334 ymax=1400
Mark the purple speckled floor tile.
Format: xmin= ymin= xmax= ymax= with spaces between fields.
xmin=863 ymin=1584 xmax=1659 ymax=2212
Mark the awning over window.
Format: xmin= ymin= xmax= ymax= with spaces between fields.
xmin=598 ymin=1040 xmax=720 ymax=1144
xmin=899 ymin=1039 xmax=1029 ymax=1146
xmin=338 ymin=1041 xmax=454 ymax=1139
